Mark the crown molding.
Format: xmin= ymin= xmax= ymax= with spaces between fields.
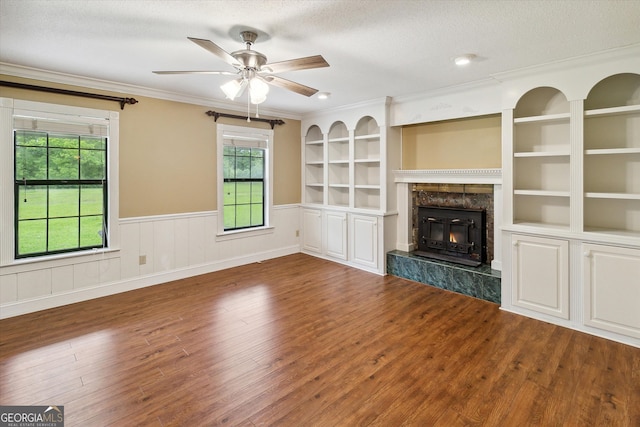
xmin=301 ymin=96 xmax=391 ymax=121
xmin=391 ymin=78 xmax=500 ymax=105
xmin=491 ymin=43 xmax=640 ymax=83
xmin=0 ymin=62 xmax=302 ymax=121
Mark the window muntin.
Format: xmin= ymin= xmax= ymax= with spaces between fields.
xmin=14 ymin=130 xmax=107 ymax=258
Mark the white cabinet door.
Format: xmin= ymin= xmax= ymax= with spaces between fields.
xmin=584 ymin=244 xmax=640 ymax=339
xmin=302 ymin=209 xmax=322 ymax=254
xmin=350 ymin=214 xmax=378 ymax=270
xmin=326 ymin=211 xmax=347 ymax=260
xmin=512 ymin=234 xmax=569 ymax=319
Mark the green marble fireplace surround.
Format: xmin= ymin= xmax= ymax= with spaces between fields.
xmin=387 ymin=250 xmax=501 ymax=304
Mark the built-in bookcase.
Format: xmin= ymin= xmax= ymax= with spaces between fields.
xmin=302 ymin=113 xmax=396 ymax=213
xmin=354 ymin=116 xmax=381 ymax=210
xmin=327 ymin=121 xmax=350 ymax=207
xmin=502 ymin=69 xmax=640 ymax=346
xmin=512 ymin=87 xmax=571 ymax=229
xmin=300 ymin=98 xmax=400 ymax=275
xmin=583 ymin=73 xmax=640 ymax=237
xmin=304 ymin=125 xmax=325 ymax=205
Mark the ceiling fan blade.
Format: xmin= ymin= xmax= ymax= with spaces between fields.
xmin=187 ymin=37 xmax=241 ymax=68
xmin=265 ymin=76 xmax=319 ymax=97
xmin=153 ymin=70 xmax=237 ymax=75
xmin=263 ymin=55 xmax=329 ymax=73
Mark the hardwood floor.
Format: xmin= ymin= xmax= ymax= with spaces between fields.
xmin=1 ymin=253 xmax=638 ymax=426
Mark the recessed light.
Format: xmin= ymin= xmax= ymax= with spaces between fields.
xmin=317 ymin=92 xmax=330 ymax=100
xmin=454 ymin=54 xmax=476 ymax=66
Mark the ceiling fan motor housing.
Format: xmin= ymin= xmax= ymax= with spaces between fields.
xmin=232 ymin=49 xmax=267 ymax=70
xmin=232 ymin=31 xmax=267 ymax=70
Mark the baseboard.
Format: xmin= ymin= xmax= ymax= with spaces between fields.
xmin=0 ymin=245 xmax=300 ymax=319
xmin=499 ymin=306 xmax=640 ymax=349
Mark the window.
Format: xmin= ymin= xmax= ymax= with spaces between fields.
xmin=216 ymin=124 xmax=273 ymax=235
xmin=0 ymin=98 xmax=119 ymax=265
xmin=223 ymin=145 xmax=264 ymax=230
xmin=14 ymin=130 xmax=107 ymax=257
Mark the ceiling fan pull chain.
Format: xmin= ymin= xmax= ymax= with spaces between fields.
xmin=247 ymin=91 xmax=251 ymax=122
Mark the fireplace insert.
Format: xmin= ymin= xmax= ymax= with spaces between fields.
xmin=415 ymin=206 xmax=486 ymax=267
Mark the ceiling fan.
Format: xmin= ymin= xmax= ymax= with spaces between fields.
xmin=153 ymin=30 xmax=329 ymax=105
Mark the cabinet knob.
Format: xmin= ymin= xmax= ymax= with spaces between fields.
xmin=584 ymin=250 xmax=591 ymax=258
xmin=512 ymin=241 xmax=519 ymax=247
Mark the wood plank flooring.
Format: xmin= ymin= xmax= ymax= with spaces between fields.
xmin=1 ymin=253 xmax=639 ymax=426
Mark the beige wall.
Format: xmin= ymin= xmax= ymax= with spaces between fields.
xmin=1 ymin=75 xmax=301 ymax=218
xmin=402 ymin=114 xmax=501 ymax=169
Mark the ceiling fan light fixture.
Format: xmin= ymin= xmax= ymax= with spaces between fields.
xmin=317 ymin=92 xmax=330 ymax=100
xmin=249 ymin=77 xmax=270 ymax=104
xmin=221 ymin=78 xmax=246 ymax=100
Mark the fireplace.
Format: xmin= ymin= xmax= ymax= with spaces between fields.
xmin=415 ymin=206 xmax=486 ymax=267
xmin=389 ymin=169 xmax=503 ymax=303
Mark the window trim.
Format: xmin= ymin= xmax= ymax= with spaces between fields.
xmin=0 ymin=98 xmax=119 ymax=266
xmin=216 ymin=123 xmax=273 ymax=238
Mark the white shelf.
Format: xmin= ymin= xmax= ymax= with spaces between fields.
xmin=511 ymin=221 xmax=571 ymax=231
xmin=306 ymin=183 xmax=324 ymax=188
xmin=305 ymin=161 xmax=324 ymax=165
xmin=583 ymin=227 xmax=640 ymax=239
xmin=305 ymin=139 xmax=324 ymax=145
xmin=514 ymin=112 xmax=571 ymax=123
xmin=515 ymin=190 xmax=570 ymax=197
xmin=585 ymin=104 xmax=640 ymax=117
xmin=328 ymin=137 xmax=349 ymax=143
xmin=328 ymin=160 xmax=349 ymax=164
xmin=585 ymin=192 xmax=640 ymax=200
xmin=355 ymin=184 xmax=380 ymax=189
xmin=354 ymin=134 xmax=380 ymax=140
xmin=355 ymin=158 xmax=380 ymax=163
xmin=329 ymin=184 xmax=349 ymax=188
xmin=585 ymin=148 xmax=640 ymax=155
xmin=514 ymin=151 xmax=570 ymax=158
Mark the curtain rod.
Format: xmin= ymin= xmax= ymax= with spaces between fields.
xmin=206 ymin=110 xmax=285 ymax=129
xmin=0 ymin=80 xmax=139 ymax=110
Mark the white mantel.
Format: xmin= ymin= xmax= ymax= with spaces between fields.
xmin=394 ymin=168 xmax=503 ymax=271
xmin=393 ymin=168 xmax=502 ymax=184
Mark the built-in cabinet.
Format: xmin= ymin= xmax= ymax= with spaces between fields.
xmin=511 ymin=234 xmax=569 ymax=319
xmin=301 ymin=97 xmax=400 ymax=274
xmin=502 ymin=71 xmax=640 ymax=346
xmin=583 ymin=243 xmax=640 ymax=339
xmin=350 ymin=214 xmax=379 ymax=270
xmin=325 ymin=210 xmax=348 ymax=260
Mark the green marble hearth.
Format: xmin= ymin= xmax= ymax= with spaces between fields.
xmin=387 ymin=250 xmax=501 ymax=304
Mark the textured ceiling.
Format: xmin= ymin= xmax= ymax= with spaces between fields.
xmin=1 ymin=0 xmax=639 ymax=116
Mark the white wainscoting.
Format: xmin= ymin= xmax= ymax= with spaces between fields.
xmin=0 ymin=205 xmax=301 ymax=318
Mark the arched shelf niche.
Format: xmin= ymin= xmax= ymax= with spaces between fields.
xmin=512 ymin=87 xmax=571 ymax=229
xmin=354 ymin=116 xmax=381 ymax=210
xmin=583 ymin=73 xmax=640 ymax=236
xmin=303 ymin=124 xmax=325 ymax=205
xmin=327 ymin=121 xmax=350 ymax=207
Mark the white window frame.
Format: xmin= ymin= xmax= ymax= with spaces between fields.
xmin=0 ymin=98 xmax=120 ymax=266
xmin=216 ymin=123 xmax=274 ymax=240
